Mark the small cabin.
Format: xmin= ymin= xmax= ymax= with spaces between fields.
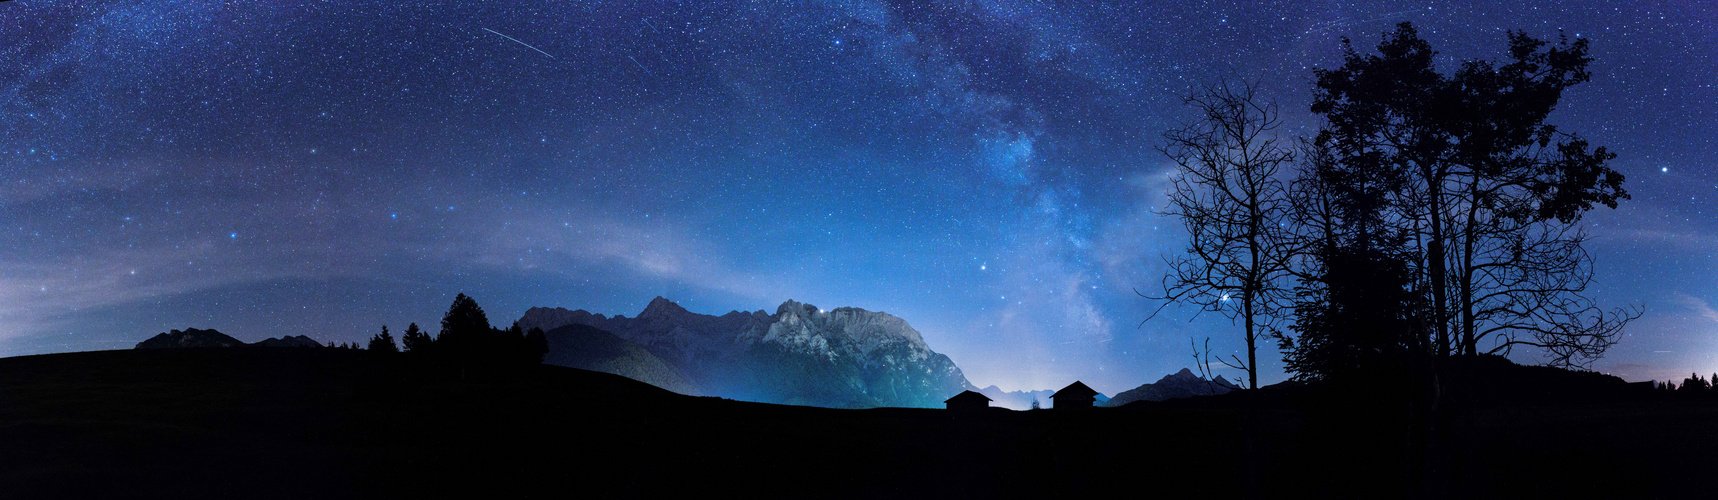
xmin=945 ymin=390 xmax=992 ymax=411
xmin=1050 ymin=381 xmax=1098 ymax=410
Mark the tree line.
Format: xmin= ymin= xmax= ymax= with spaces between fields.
xmin=1656 ymin=373 xmax=1718 ymax=393
xmin=1148 ymin=22 xmax=1639 ymax=389
xmin=365 ymin=293 xmax=549 ymax=376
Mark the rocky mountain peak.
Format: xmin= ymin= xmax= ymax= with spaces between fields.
xmin=1163 ymin=368 xmax=1202 ymax=383
xmin=774 ymin=299 xmax=819 ymax=319
xmin=639 ymin=296 xmax=691 ymax=320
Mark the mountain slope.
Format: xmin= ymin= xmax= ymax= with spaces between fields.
xmin=518 ymin=297 xmax=974 ymax=408
xmin=540 ymin=323 xmax=701 ymax=396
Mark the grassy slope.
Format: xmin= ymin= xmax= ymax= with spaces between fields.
xmin=1 ymin=349 xmax=1715 ymax=499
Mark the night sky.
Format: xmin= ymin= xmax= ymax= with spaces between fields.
xmin=3 ymin=0 xmax=1714 ymax=394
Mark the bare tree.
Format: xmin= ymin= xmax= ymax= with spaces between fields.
xmin=1453 ymin=215 xmax=1639 ymax=368
xmin=1191 ymin=336 xmax=1223 ymax=395
xmin=1145 ymin=82 xmax=1298 ymax=390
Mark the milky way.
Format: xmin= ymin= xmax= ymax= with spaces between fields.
xmin=3 ymin=0 xmax=1715 ymax=392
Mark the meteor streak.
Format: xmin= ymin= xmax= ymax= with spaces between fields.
xmin=628 ymin=55 xmax=653 ymax=76
xmin=482 ymin=27 xmax=554 ymax=58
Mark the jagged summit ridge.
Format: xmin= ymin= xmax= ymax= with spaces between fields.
xmin=746 ymin=299 xmax=931 ymax=361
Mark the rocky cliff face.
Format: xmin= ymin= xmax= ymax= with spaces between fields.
xmin=518 ymin=297 xmax=974 ymax=408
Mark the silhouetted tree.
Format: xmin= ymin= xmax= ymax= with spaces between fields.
xmin=1147 ymin=82 xmax=1299 ymax=390
xmin=438 ymin=293 xmax=492 ymax=345
xmin=502 ymin=321 xmax=532 ymax=365
xmin=432 ymin=294 xmax=542 ymax=376
xmin=369 ymin=325 xmax=399 ymax=353
xmin=1682 ymin=373 xmax=1709 ymax=392
xmin=401 ymin=323 xmax=431 ymax=354
xmin=1281 ymin=247 xmax=1428 ymax=382
xmin=525 ymin=327 xmax=548 ymax=364
xmin=1309 ymin=22 xmax=1636 ymax=368
xmin=1277 ymin=120 xmax=1430 ymax=382
xmin=436 ymin=293 xmax=494 ymax=375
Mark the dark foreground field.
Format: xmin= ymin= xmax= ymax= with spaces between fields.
xmin=1 ymin=349 xmax=1714 ymax=499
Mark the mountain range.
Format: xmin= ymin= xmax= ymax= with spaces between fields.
xmin=1103 ymin=368 xmax=1238 ymax=406
xmin=518 ymin=297 xmax=976 ymax=408
xmin=133 ymin=302 xmax=1227 ymax=410
xmin=136 ymin=329 xmax=323 ymax=349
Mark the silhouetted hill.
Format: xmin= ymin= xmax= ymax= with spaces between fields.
xmin=1123 ymin=355 xmax=1637 ymax=412
xmin=1104 ymin=368 xmax=1236 ymax=407
xmin=252 ymin=335 xmax=324 ymax=348
xmin=1 ymin=348 xmax=1714 ymax=498
xmin=541 ymin=323 xmax=701 ymax=395
xmin=519 ymin=297 xmax=974 ymax=408
xmin=1440 ymin=354 xmax=1636 ymax=404
xmin=134 ymin=328 xmax=244 ymax=349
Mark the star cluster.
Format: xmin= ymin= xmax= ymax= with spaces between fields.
xmin=2 ymin=0 xmax=1714 ymax=392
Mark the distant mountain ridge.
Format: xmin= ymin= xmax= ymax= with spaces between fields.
xmin=1104 ymin=368 xmax=1237 ymax=407
xmin=135 ymin=329 xmax=324 ymax=349
xmin=135 ymin=328 xmax=245 ymax=349
xmin=518 ymin=297 xmax=975 ymax=408
xmin=976 ymin=385 xmax=1055 ymax=410
xmin=253 ymin=335 xmax=324 ymax=348
xmin=976 ymin=385 xmax=1110 ymax=410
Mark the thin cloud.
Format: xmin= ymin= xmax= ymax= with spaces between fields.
xmin=1671 ymin=292 xmax=1718 ymax=324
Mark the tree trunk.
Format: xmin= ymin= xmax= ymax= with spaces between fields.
xmin=1461 ymin=181 xmax=1479 ymax=357
xmin=1244 ymin=293 xmax=1257 ymax=390
xmin=1427 ymin=171 xmax=1450 ymax=358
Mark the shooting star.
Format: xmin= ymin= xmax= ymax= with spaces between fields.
xmin=628 ymin=55 xmax=653 ymax=76
xmin=482 ymin=27 xmax=554 ymax=58
xmin=643 ymin=18 xmax=661 ymax=34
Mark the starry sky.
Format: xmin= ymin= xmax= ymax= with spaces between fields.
xmin=2 ymin=0 xmax=1715 ymax=394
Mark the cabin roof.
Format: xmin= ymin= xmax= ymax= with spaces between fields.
xmin=1050 ymin=381 xmax=1097 ymax=399
xmin=945 ymin=390 xmax=993 ymax=403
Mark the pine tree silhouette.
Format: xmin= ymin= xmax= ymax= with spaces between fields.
xmin=369 ymin=325 xmax=399 ymax=353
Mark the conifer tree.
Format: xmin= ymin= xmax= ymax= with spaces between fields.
xmin=369 ymin=325 xmax=399 ymax=353
xmin=401 ymin=322 xmax=432 ymax=354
